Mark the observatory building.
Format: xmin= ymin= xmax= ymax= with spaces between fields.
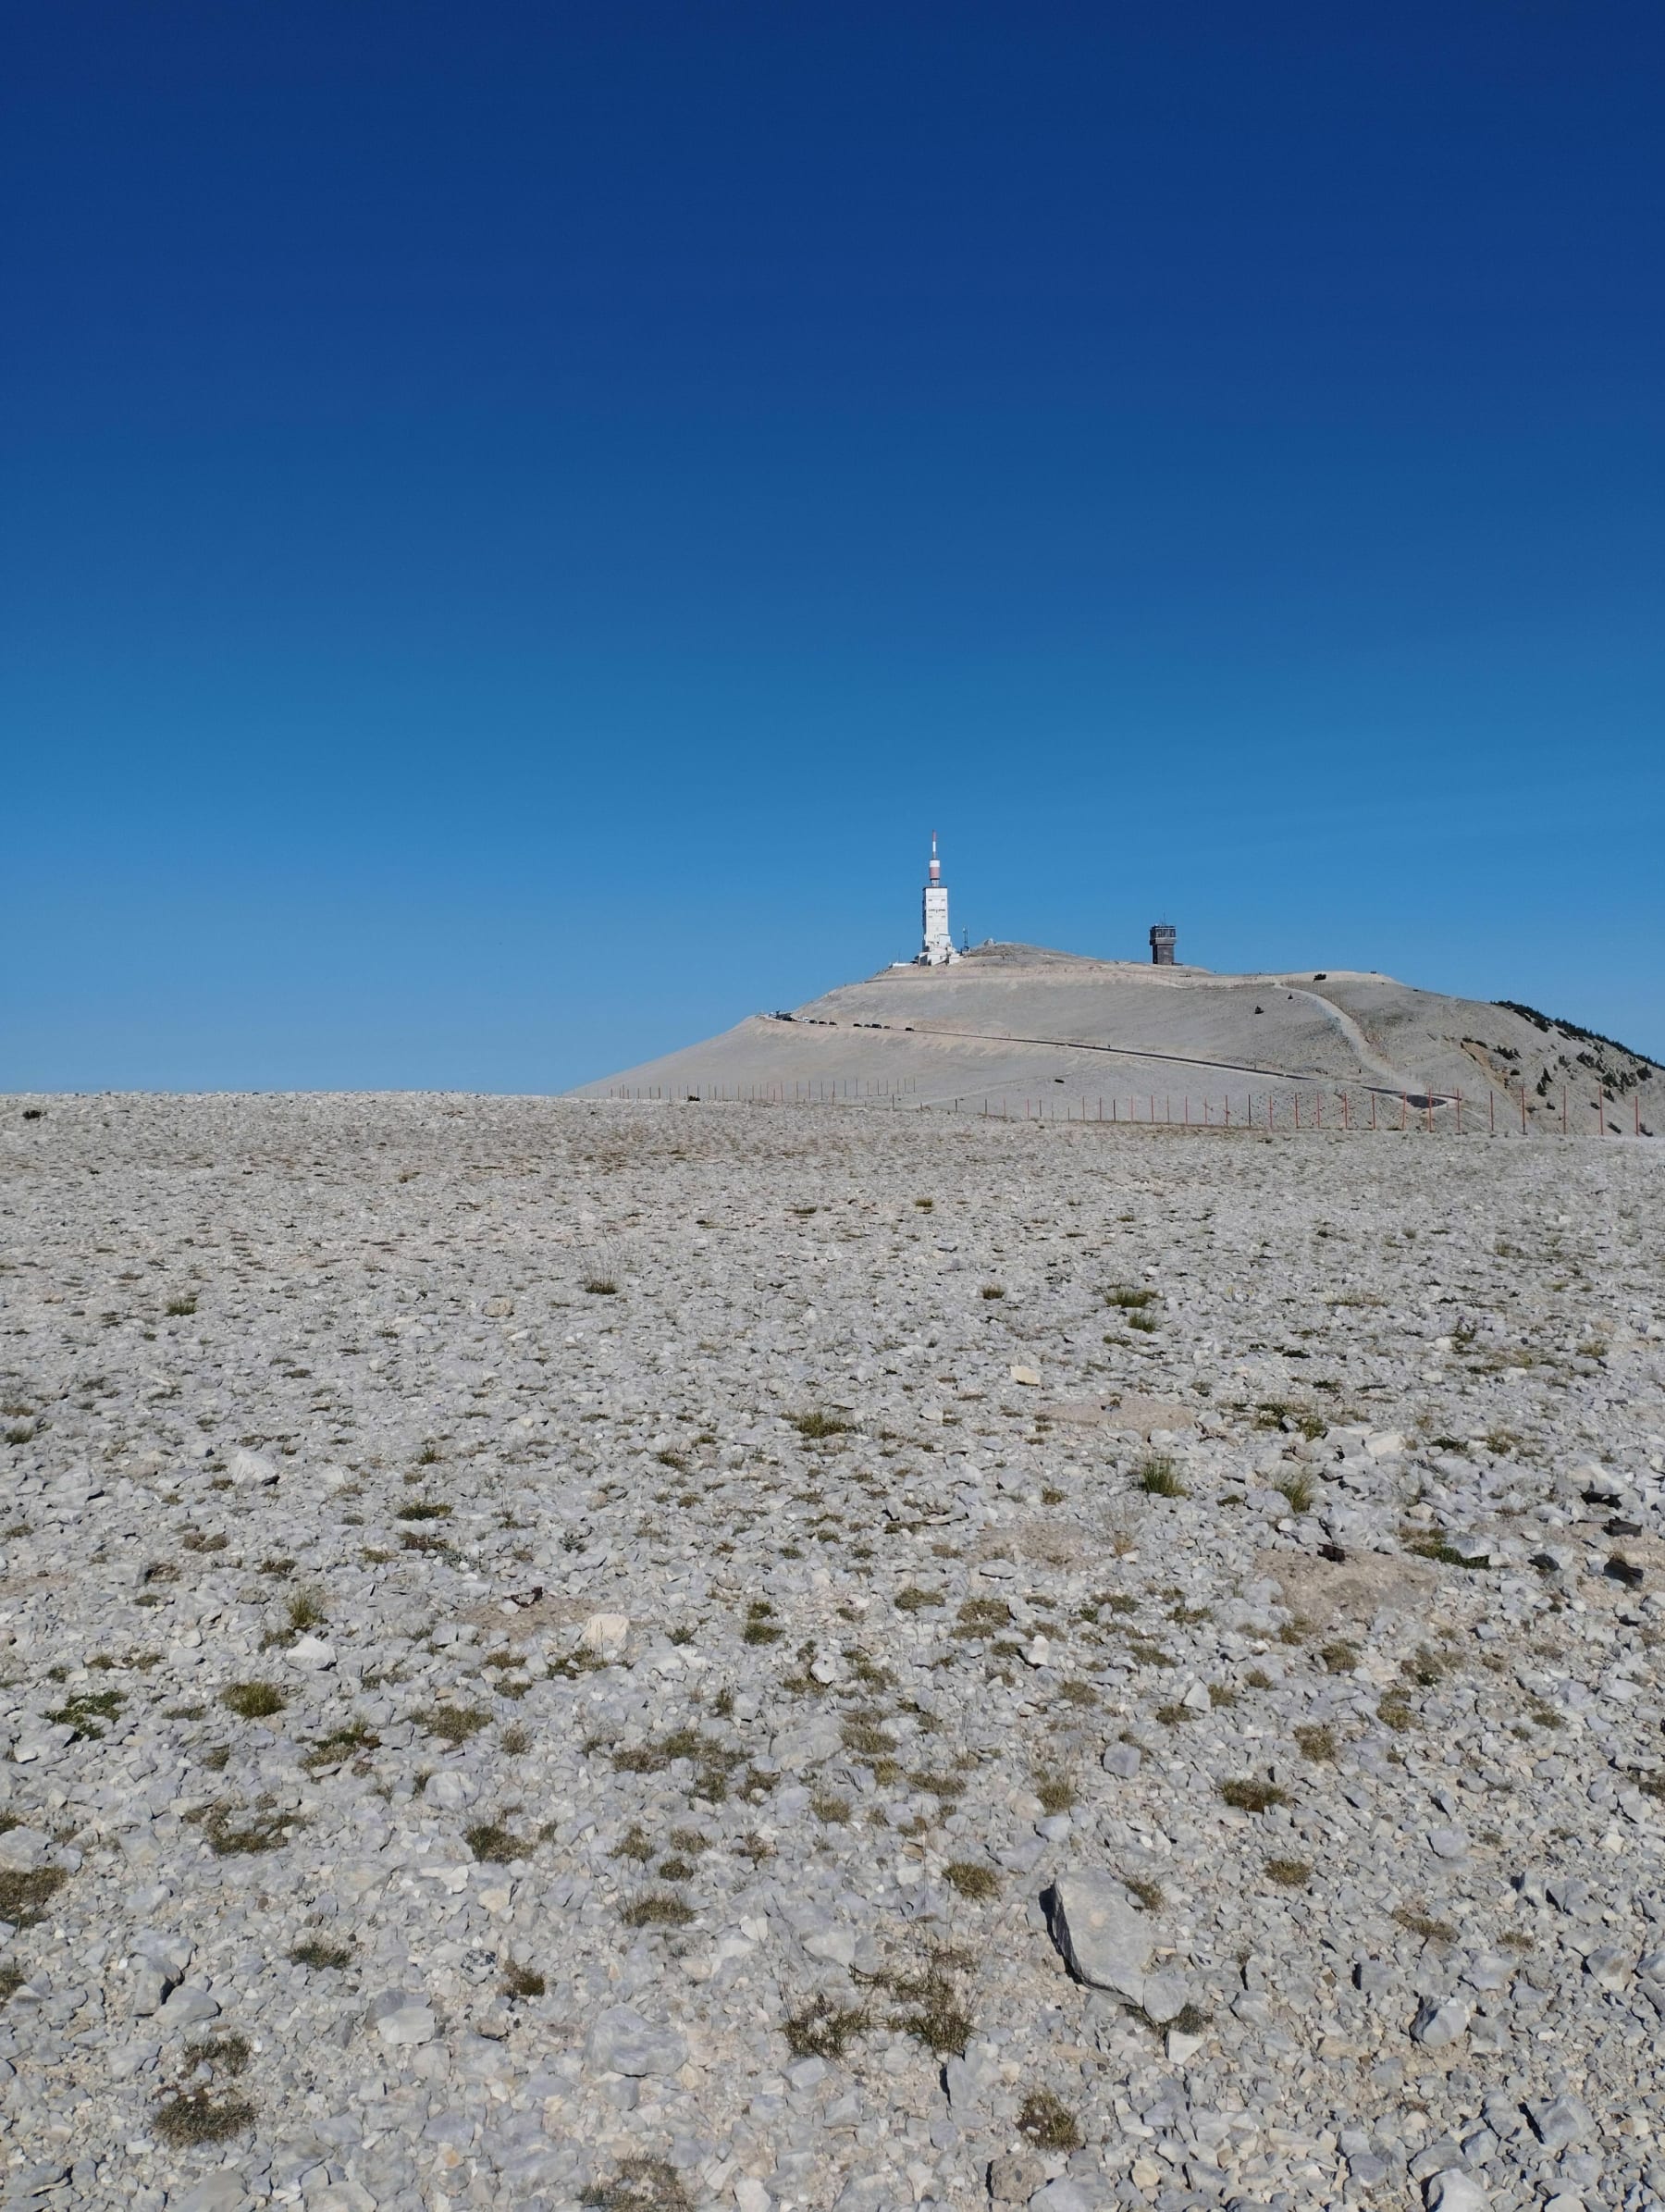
xmin=916 ymin=834 xmax=961 ymax=966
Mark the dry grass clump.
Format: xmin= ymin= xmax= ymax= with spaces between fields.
xmin=220 ymin=1681 xmax=286 ymax=1720
xmin=790 ymin=1409 xmax=852 ymax=1440
xmin=869 ymin=1951 xmax=973 ymax=2057
xmin=1265 ymin=1857 xmax=1312 ymax=1887
xmin=943 ymin=1861 xmax=999 ymax=1901
xmin=620 ymin=1892 xmax=695 ymax=1929
xmin=290 ymin=1938 xmax=352 ymax=1971
xmin=1137 ymin=1456 xmax=1186 ymax=1498
xmin=421 ymin=1704 xmax=490 ymax=1744
xmin=611 ymin=1729 xmax=744 ymax=1801
xmin=581 ymin=2156 xmax=691 ymax=2212
xmin=953 ymin=1596 xmax=1012 ymax=1637
xmin=894 ymin=1585 xmax=944 ymax=1612
xmin=1018 ymin=2088 xmax=1083 ymax=2152
xmin=463 ymin=1820 xmax=523 ymax=1862
xmin=0 ymin=1867 xmax=67 ymax=1929
xmin=154 ymin=2088 xmax=255 ymax=2146
xmin=1219 ymin=1777 xmax=1289 ymax=1813
xmin=784 ymin=1992 xmax=867 ymax=2059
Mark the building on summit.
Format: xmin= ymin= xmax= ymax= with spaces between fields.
xmin=1150 ymin=922 xmax=1178 ymax=966
xmin=916 ymin=834 xmax=961 ymax=966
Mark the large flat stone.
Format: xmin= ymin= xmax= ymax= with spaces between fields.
xmin=1044 ymin=1872 xmax=1153 ymax=1997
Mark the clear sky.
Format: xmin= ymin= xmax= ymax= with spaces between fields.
xmin=6 ymin=2 xmax=1662 ymax=1091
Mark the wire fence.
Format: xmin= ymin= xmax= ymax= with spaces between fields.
xmin=593 ymin=1080 xmax=1654 ymax=1136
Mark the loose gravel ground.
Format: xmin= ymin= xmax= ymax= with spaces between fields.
xmin=2 ymin=1095 xmax=1662 ymax=2212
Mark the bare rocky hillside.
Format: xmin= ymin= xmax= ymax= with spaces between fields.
xmin=573 ymin=948 xmax=1659 ymax=1136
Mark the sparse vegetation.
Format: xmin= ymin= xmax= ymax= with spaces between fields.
xmin=290 ymin=1938 xmax=353 ymax=1971
xmin=1138 ymin=1455 xmax=1186 ymax=1498
xmin=0 ymin=1867 xmax=67 ymax=1928
xmin=220 ymin=1681 xmax=286 ymax=1721
xmin=154 ymin=2089 xmax=255 ymax=2146
xmin=464 ymin=1820 xmax=522 ymax=1862
xmin=790 ymin=1409 xmax=851 ymax=1440
xmin=45 ymin=1687 xmax=124 ymax=1737
xmin=872 ymin=1951 xmax=974 ymax=2056
xmin=894 ymin=1585 xmax=944 ymax=1611
xmin=1294 ymin=1724 xmax=1338 ymax=1762
xmin=944 ymin=1860 xmax=1000 ymax=1900
xmin=785 ymin=1993 xmax=867 ymax=2059
xmin=420 ymin=1704 xmax=490 ymax=1744
xmin=582 ymin=2156 xmax=691 ymax=2212
xmin=620 ymin=1892 xmax=695 ymax=1929
xmin=191 ymin=1801 xmax=298 ymax=1858
xmin=1018 ymin=2088 xmax=1083 ymax=2152
xmin=1220 ymin=1778 xmax=1289 ymax=1813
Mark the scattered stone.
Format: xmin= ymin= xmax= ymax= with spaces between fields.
xmin=1043 ymin=1873 xmax=1153 ymax=1997
xmin=1 ymin=1094 xmax=1659 ymax=2210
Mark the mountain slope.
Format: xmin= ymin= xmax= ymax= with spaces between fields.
xmin=571 ymin=944 xmax=1659 ymax=1132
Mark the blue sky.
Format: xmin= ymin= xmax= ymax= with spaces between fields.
xmin=5 ymin=1 xmax=1662 ymax=1090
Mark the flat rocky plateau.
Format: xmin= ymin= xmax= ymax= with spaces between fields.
xmin=2 ymin=1095 xmax=1663 ymax=2212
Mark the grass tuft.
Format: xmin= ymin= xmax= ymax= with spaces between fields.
xmin=1018 ymin=2089 xmax=1083 ymax=2152
xmin=154 ymin=2090 xmax=254 ymax=2146
xmin=943 ymin=1861 xmax=999 ymax=1901
xmin=220 ymin=1681 xmax=286 ymax=1721
xmin=463 ymin=1820 xmax=522 ymax=1862
xmin=290 ymin=1938 xmax=352 ymax=1971
xmin=785 ymin=1993 xmax=867 ymax=2059
xmin=620 ymin=1892 xmax=695 ymax=1929
xmin=420 ymin=1704 xmax=490 ymax=1743
xmin=581 ymin=2156 xmax=691 ymax=2212
xmin=1219 ymin=1777 xmax=1289 ymax=1814
xmin=790 ymin=1409 xmax=851 ymax=1440
xmin=0 ymin=1868 xmax=67 ymax=1929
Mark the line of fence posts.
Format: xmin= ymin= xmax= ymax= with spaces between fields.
xmin=604 ymin=1073 xmax=1644 ymax=1133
